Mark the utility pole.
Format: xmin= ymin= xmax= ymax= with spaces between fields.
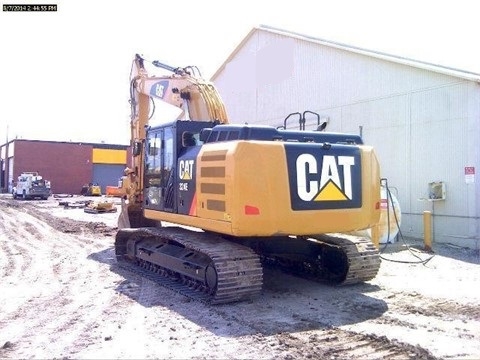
xmin=4 ymin=124 xmax=9 ymax=193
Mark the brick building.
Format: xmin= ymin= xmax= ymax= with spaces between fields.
xmin=0 ymin=139 xmax=131 ymax=195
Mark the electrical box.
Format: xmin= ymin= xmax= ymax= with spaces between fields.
xmin=428 ymin=181 xmax=446 ymax=201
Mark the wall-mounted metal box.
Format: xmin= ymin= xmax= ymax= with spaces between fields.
xmin=428 ymin=181 xmax=446 ymax=201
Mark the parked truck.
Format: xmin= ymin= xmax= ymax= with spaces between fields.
xmin=13 ymin=172 xmax=51 ymax=200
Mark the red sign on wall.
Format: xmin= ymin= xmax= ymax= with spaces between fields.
xmin=465 ymin=166 xmax=475 ymax=184
xmin=465 ymin=167 xmax=475 ymax=175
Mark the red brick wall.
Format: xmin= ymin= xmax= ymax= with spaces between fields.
xmin=13 ymin=141 xmax=93 ymax=195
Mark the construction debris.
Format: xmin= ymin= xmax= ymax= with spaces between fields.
xmin=58 ymin=199 xmax=117 ymax=213
xmin=59 ymin=200 xmax=91 ymax=209
xmin=83 ymin=201 xmax=117 ymax=214
xmin=53 ymin=194 xmax=74 ymax=198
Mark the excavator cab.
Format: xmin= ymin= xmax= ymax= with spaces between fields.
xmin=143 ymin=120 xmax=217 ymax=215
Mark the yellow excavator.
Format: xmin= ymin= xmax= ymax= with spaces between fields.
xmin=115 ymin=54 xmax=382 ymax=304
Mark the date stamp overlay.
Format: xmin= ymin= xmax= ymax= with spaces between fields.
xmin=3 ymin=3 xmax=57 ymax=11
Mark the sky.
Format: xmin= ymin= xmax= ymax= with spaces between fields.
xmin=1 ymin=0 xmax=479 ymax=145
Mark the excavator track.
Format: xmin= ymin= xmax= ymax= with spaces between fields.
xmin=310 ymin=233 xmax=381 ymax=284
xmin=257 ymin=233 xmax=380 ymax=285
xmin=115 ymin=227 xmax=263 ymax=304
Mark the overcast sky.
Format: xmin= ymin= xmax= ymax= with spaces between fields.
xmin=1 ymin=0 xmax=479 ymax=145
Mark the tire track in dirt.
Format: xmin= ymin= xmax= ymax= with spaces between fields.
xmin=107 ymin=258 xmax=437 ymax=359
xmin=253 ymin=256 xmax=480 ymax=359
xmin=370 ymin=290 xmax=480 ymax=335
xmin=0 ymin=206 xmax=49 ymax=319
xmin=0 ymin=198 xmax=126 ymax=359
xmin=396 ymin=294 xmax=480 ymax=321
xmin=0 ymin=233 xmax=19 ymax=278
xmin=0 ymin=207 xmax=34 ymax=278
xmin=256 ymin=329 xmax=437 ymax=360
xmin=1 ymin=196 xmax=478 ymax=359
xmin=209 ymin=299 xmax=437 ymax=359
xmin=362 ymin=290 xmax=480 ymax=358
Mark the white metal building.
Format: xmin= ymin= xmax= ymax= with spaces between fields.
xmin=211 ymin=25 xmax=480 ymax=249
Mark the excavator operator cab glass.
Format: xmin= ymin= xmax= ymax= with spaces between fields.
xmin=199 ymin=128 xmax=211 ymax=142
xmin=182 ymin=131 xmax=197 ymax=147
xmin=147 ymin=138 xmax=159 ymax=156
xmin=144 ymin=127 xmax=174 ymax=211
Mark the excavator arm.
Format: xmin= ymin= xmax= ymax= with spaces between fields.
xmin=119 ymin=54 xmax=229 ymax=228
xmin=129 ymin=53 xmax=228 ymax=132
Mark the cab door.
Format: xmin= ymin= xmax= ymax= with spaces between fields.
xmin=144 ymin=126 xmax=176 ymax=212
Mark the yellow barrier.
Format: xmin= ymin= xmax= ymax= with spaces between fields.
xmin=423 ymin=211 xmax=432 ymax=252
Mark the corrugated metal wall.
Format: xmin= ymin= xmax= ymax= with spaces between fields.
xmin=214 ymin=30 xmax=480 ymax=248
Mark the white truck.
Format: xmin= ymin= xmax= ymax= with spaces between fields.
xmin=13 ymin=172 xmax=51 ymax=200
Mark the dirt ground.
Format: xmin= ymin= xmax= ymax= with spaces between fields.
xmin=1 ymin=194 xmax=479 ymax=360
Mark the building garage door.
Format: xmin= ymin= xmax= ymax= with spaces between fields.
xmin=92 ymin=164 xmax=125 ymax=194
xmin=91 ymin=147 xmax=127 ymax=194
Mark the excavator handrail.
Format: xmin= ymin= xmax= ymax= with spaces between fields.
xmin=283 ymin=110 xmax=327 ymax=131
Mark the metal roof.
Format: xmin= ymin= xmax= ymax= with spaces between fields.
xmin=2 ymin=138 xmax=129 ymax=149
xmin=211 ymin=24 xmax=480 ymax=82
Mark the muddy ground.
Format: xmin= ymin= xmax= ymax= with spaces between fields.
xmin=0 ymin=194 xmax=479 ymax=359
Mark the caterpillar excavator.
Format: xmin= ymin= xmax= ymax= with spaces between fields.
xmin=115 ymin=54 xmax=382 ymax=304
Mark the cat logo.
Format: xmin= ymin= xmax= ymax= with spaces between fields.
xmin=150 ymin=80 xmax=169 ymax=99
xmin=296 ymin=154 xmax=355 ymax=202
xmin=179 ymin=159 xmax=194 ymax=180
xmin=286 ymin=145 xmax=361 ymax=210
